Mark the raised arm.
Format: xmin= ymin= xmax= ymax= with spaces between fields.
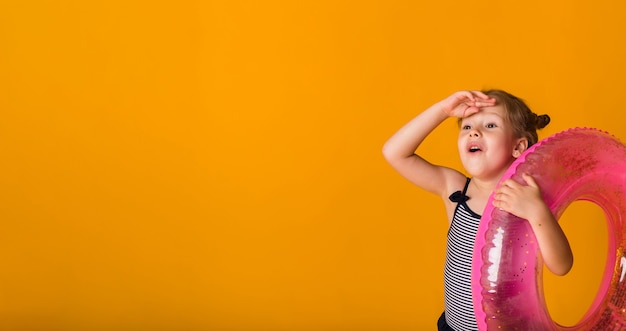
xmin=382 ymin=91 xmax=496 ymax=197
xmin=493 ymin=174 xmax=574 ymax=275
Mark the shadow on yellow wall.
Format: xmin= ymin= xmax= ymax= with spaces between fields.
xmin=0 ymin=1 xmax=624 ymax=330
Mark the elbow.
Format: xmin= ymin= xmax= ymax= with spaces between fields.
xmin=381 ymin=141 xmax=418 ymax=167
xmin=381 ymin=148 xmax=390 ymax=162
xmin=381 ymin=143 xmax=395 ymax=163
xmin=561 ymin=254 xmax=574 ymax=276
xmin=548 ymin=254 xmax=574 ymax=277
xmin=381 ymin=141 xmax=410 ymax=163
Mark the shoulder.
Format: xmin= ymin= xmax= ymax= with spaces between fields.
xmin=439 ymin=167 xmax=470 ymax=198
xmin=438 ymin=169 xmax=469 ymax=223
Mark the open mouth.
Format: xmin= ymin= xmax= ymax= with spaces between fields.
xmin=468 ymin=145 xmax=482 ymax=153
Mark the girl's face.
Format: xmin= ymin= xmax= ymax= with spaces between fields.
xmin=457 ymin=105 xmax=525 ymax=180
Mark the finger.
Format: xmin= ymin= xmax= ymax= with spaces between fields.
xmin=522 ymin=173 xmax=538 ymax=188
xmin=492 ymin=199 xmax=500 ymax=208
xmin=470 ymin=92 xmax=496 ymax=102
xmin=456 ymin=91 xmax=476 ymax=102
xmin=470 ymin=90 xmax=491 ymax=100
xmin=500 ymin=179 xmax=520 ymax=190
xmin=495 ymin=189 xmax=515 ymax=204
xmin=494 ymin=192 xmax=508 ymax=202
xmin=465 ymin=96 xmax=495 ymax=108
xmin=475 ymin=99 xmax=496 ymax=107
xmin=494 ymin=185 xmax=509 ymax=195
xmin=492 ymin=199 xmax=509 ymax=211
xmin=463 ymin=107 xmax=480 ymax=117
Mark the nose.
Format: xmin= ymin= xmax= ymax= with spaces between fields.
xmin=469 ymin=129 xmax=481 ymax=138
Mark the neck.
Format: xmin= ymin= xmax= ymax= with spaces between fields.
xmin=470 ymin=164 xmax=511 ymax=191
xmin=470 ymin=177 xmax=501 ymax=195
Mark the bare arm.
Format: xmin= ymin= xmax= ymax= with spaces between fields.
xmin=382 ymin=91 xmax=495 ymax=198
xmin=494 ymin=174 xmax=574 ymax=276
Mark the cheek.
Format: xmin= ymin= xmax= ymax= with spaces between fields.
xmin=457 ymin=140 xmax=465 ymax=154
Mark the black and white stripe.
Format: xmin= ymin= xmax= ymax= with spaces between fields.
xmin=443 ymin=201 xmax=481 ymax=331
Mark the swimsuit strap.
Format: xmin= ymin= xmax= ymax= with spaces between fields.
xmin=449 ymin=177 xmax=471 ymax=203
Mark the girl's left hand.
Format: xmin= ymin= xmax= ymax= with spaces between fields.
xmin=492 ymin=173 xmax=547 ymax=221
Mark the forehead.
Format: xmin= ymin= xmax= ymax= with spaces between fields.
xmin=463 ymin=104 xmax=507 ymax=121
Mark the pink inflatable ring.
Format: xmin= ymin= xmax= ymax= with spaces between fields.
xmin=472 ymin=127 xmax=626 ymax=330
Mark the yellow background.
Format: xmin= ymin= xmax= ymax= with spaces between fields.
xmin=0 ymin=1 xmax=623 ymax=330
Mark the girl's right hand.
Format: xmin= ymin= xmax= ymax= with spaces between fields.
xmin=438 ymin=90 xmax=496 ymax=118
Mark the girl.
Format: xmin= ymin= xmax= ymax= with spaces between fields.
xmin=382 ymin=90 xmax=573 ymax=331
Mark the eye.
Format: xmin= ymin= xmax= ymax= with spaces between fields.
xmin=462 ymin=124 xmax=471 ymax=130
xmin=486 ymin=123 xmax=497 ymax=128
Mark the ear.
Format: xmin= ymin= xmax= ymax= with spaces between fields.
xmin=512 ymin=138 xmax=528 ymax=158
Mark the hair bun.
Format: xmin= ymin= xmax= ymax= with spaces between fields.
xmin=536 ymin=114 xmax=550 ymax=129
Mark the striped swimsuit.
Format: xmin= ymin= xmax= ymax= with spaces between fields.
xmin=443 ymin=178 xmax=480 ymax=331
